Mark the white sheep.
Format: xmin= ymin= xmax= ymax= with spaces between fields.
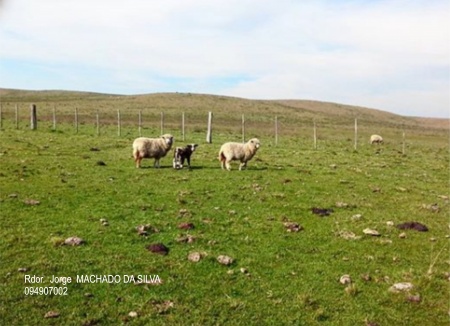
xmin=219 ymin=138 xmax=261 ymax=171
xmin=370 ymin=134 xmax=383 ymax=144
xmin=132 ymin=134 xmax=174 ymax=168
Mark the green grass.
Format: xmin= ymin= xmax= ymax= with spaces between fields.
xmin=0 ymin=92 xmax=449 ymax=325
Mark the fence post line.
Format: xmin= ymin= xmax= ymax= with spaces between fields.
xmin=30 ymin=104 xmax=37 ymax=130
xmin=206 ymin=111 xmax=213 ymax=143
xmin=313 ymin=119 xmax=317 ymax=150
xmin=117 ymin=109 xmax=121 ymax=137
xmin=182 ymin=112 xmax=185 ymax=141
xmin=15 ymin=104 xmax=19 ymax=129
xmin=160 ymin=112 xmax=164 ymax=135
xmin=138 ymin=110 xmax=142 ymax=136
xmin=354 ymin=118 xmax=358 ymax=151
xmin=242 ymin=114 xmax=245 ymax=142
xmin=52 ymin=106 xmax=56 ymax=131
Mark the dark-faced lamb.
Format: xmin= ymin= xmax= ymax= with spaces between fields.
xmin=173 ymin=144 xmax=198 ymax=169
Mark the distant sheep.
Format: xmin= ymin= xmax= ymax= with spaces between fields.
xmin=173 ymin=144 xmax=198 ymax=169
xmin=219 ymin=138 xmax=261 ymax=171
xmin=132 ymin=134 xmax=174 ymax=168
xmin=370 ymin=134 xmax=383 ymax=144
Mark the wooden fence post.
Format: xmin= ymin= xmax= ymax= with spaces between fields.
xmin=354 ymin=118 xmax=358 ymax=150
xmin=75 ymin=107 xmax=79 ymax=133
xmin=275 ymin=116 xmax=278 ymax=146
xmin=313 ymin=119 xmax=317 ymax=150
xmin=138 ymin=110 xmax=142 ymax=136
xmin=160 ymin=112 xmax=164 ymax=135
xmin=182 ymin=112 xmax=185 ymax=141
xmin=96 ymin=110 xmax=100 ymax=136
xmin=402 ymin=129 xmax=406 ymax=155
xmin=52 ymin=106 xmax=56 ymax=131
xmin=30 ymin=104 xmax=37 ymax=130
xmin=15 ymin=104 xmax=19 ymax=129
xmin=206 ymin=111 xmax=213 ymax=143
xmin=242 ymin=114 xmax=245 ymax=142
xmin=117 ymin=109 xmax=121 ymax=137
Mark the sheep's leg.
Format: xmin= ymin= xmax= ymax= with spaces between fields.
xmin=154 ymin=159 xmax=160 ymax=168
xmin=186 ymin=156 xmax=190 ymax=168
xmin=239 ymin=161 xmax=247 ymax=171
xmin=135 ymin=156 xmax=142 ymax=168
xmin=225 ymin=160 xmax=232 ymax=171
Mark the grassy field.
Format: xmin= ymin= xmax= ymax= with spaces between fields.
xmin=0 ymin=90 xmax=449 ymax=325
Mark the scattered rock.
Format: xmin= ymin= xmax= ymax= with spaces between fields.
xmin=175 ymin=234 xmax=196 ymax=243
xmin=399 ymin=232 xmax=407 ymax=239
xmin=217 ymin=255 xmax=234 ymax=266
xmin=396 ymin=222 xmax=428 ymax=232
xmin=178 ymin=222 xmax=194 ymax=230
xmin=24 ymin=199 xmax=40 ymax=206
xmin=407 ymin=294 xmax=421 ymax=303
xmin=338 ymin=230 xmax=361 ymax=240
xmin=100 ymin=218 xmax=109 ymax=226
xmin=312 ymin=207 xmax=333 ymax=216
xmin=335 ymin=202 xmax=349 ymax=208
xmin=146 ymin=243 xmax=169 ymax=255
xmin=8 ymin=193 xmax=18 ymax=198
xmin=136 ymin=224 xmax=159 ymax=236
xmin=284 ymin=222 xmax=303 ymax=232
xmin=389 ymin=282 xmax=413 ymax=293
xmin=421 ymin=203 xmax=440 ymax=213
xmin=188 ymin=252 xmax=203 ymax=262
xmin=128 ymin=311 xmax=138 ymax=318
xmin=152 ymin=300 xmax=174 ymax=314
xmin=363 ymin=228 xmax=381 ymax=236
xmin=18 ymin=267 xmax=28 ymax=272
xmin=240 ymin=268 xmax=249 ymax=274
xmin=44 ymin=311 xmax=60 ymax=319
xmin=351 ymin=214 xmax=363 ymax=221
xmin=386 ymin=221 xmax=394 ymax=226
xmin=339 ymin=274 xmax=352 ymax=285
xmin=64 ymin=236 xmax=84 ymax=246
xmin=361 ymin=274 xmax=372 ymax=282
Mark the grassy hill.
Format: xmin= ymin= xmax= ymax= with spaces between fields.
xmin=0 ymin=88 xmax=448 ymax=325
xmin=0 ymin=88 xmax=447 ymax=132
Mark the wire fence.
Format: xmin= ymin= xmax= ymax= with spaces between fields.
xmin=0 ymin=103 xmax=408 ymax=151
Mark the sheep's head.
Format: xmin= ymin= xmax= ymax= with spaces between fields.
xmin=187 ymin=144 xmax=199 ymax=152
xmin=248 ymin=138 xmax=261 ymax=150
xmin=161 ymin=134 xmax=174 ymax=146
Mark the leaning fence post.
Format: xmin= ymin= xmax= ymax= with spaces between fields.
xmin=30 ymin=104 xmax=37 ymax=130
xmin=206 ymin=111 xmax=213 ymax=143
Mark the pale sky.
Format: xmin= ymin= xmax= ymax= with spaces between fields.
xmin=0 ymin=0 xmax=449 ymax=118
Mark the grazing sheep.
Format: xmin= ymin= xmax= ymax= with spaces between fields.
xmin=219 ymin=138 xmax=260 ymax=171
xmin=370 ymin=134 xmax=383 ymax=144
xmin=173 ymin=144 xmax=198 ymax=169
xmin=132 ymin=134 xmax=174 ymax=168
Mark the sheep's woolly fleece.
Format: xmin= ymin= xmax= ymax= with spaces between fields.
xmin=132 ymin=134 xmax=174 ymax=168
xmin=219 ymin=138 xmax=260 ymax=171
